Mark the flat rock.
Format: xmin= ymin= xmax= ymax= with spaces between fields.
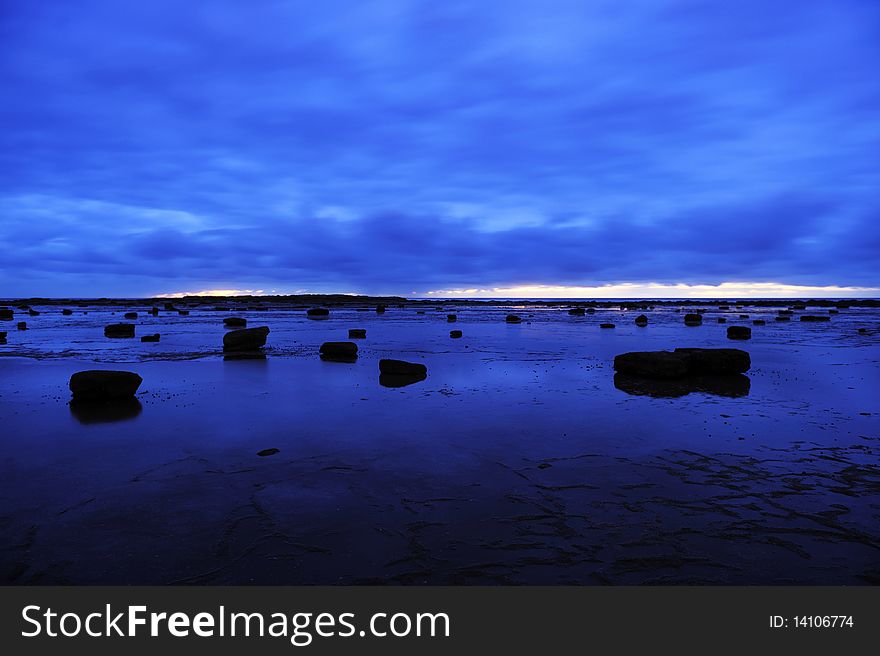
xmin=348 ymin=328 xmax=367 ymax=338
xmin=379 ymin=359 xmax=427 ymax=377
xmin=224 ymin=317 xmax=247 ymax=327
xmin=614 ymin=348 xmax=750 ymax=380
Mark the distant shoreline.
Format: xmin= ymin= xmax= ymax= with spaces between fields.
xmin=2 ymin=295 xmax=878 ymax=308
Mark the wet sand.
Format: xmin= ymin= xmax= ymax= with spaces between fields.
xmin=1 ymin=300 xmax=878 ymax=584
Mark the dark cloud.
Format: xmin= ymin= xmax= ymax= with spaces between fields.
xmin=1 ymin=0 xmax=879 ymax=295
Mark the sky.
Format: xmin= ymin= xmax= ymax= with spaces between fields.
xmin=1 ymin=0 xmax=879 ymax=298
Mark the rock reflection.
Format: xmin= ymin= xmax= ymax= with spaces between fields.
xmin=379 ymin=373 xmax=427 ymax=388
xmin=614 ymin=373 xmax=750 ymax=398
xmin=69 ymin=398 xmax=143 ymax=424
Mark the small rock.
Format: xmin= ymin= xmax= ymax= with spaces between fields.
xmin=568 ymin=307 xmax=586 ymax=316
xmin=600 ymin=323 xmax=615 ymax=329
xmin=450 ymin=330 xmax=463 ymax=338
xmin=178 ymin=309 xmax=189 ymax=316
xmin=634 ymin=314 xmax=648 ymax=326
xmin=124 ymin=312 xmax=138 ymax=319
xmin=320 ymin=341 xmax=358 ymax=362
xmin=717 ymin=317 xmax=727 ymax=323
xmin=506 ymin=314 xmax=522 ymax=323
xmin=348 ymin=328 xmax=367 ymax=338
xmin=800 ymin=315 xmax=830 ymax=322
xmin=684 ymin=313 xmax=702 ymax=326
xmin=0 ymin=309 xmax=13 ymax=320
xmin=140 ymin=334 xmax=160 ymax=342
xmin=257 ymin=448 xmax=280 ymax=457
xmin=376 ymin=305 xmax=386 ymax=314
xmin=753 ymin=319 xmax=765 ymax=325
xmin=17 ymin=321 xmax=27 ymax=331
xmin=62 ymin=309 xmax=73 ymax=315
xmin=447 ymin=314 xmax=457 ymax=322
xmin=28 ymin=309 xmax=40 ymax=316
xmin=727 ymin=326 xmax=751 ymax=340
xmin=104 ymin=323 xmax=135 ymax=338
xmin=775 ymin=316 xmax=791 ymax=322
xmin=307 ymin=307 xmax=330 ymax=318
xmin=224 ymin=317 xmax=247 ymax=327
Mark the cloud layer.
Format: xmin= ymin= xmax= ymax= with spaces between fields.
xmin=1 ymin=0 xmax=879 ymax=296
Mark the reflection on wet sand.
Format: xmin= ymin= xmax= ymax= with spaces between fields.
xmin=379 ymin=372 xmax=428 ymax=388
xmin=69 ymin=397 xmax=143 ymax=424
xmin=614 ymin=373 xmax=751 ymax=398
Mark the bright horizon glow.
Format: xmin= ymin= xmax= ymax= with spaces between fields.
xmin=420 ymin=282 xmax=880 ymax=299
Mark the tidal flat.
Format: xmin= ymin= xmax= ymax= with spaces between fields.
xmin=1 ymin=298 xmax=878 ymax=584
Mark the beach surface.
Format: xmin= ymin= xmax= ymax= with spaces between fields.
xmin=1 ymin=299 xmax=878 ymax=584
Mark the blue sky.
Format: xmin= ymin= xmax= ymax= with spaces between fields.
xmin=2 ymin=0 xmax=879 ymax=297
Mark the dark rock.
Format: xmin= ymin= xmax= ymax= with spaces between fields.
xmin=778 ymin=310 xmax=793 ymax=315
xmin=447 ymin=314 xmax=457 ymax=322
xmin=586 ymin=308 xmax=596 ymax=313
xmin=800 ymin=315 xmax=830 ymax=322
xmin=224 ymin=317 xmax=247 ymax=327
xmin=17 ymin=321 xmax=27 ymax=330
xmin=416 ymin=311 xmax=425 ymax=315
xmin=0 ymin=309 xmax=13 ymax=320
xmin=674 ymin=348 xmax=751 ymax=374
xmin=718 ymin=305 xmax=730 ymax=310
xmin=739 ymin=314 xmax=749 ymax=319
xmin=791 ymin=304 xmax=806 ymax=310
xmin=727 ymin=326 xmax=751 ymax=340
xmin=379 ymin=359 xmax=427 ymax=376
xmin=506 ymin=315 xmax=522 ymax=323
xmin=307 ymin=307 xmax=330 ymax=318
xmin=634 ymin=314 xmax=648 ymax=326
xmin=178 ymin=309 xmax=189 ymax=316
xmin=600 ymin=323 xmax=615 ymax=329
xmin=257 ymin=448 xmax=280 ymax=457
xmin=69 ymin=370 xmax=143 ymax=401
xmin=684 ymin=313 xmax=702 ymax=326
xmin=717 ymin=317 xmax=727 ymax=323
xmin=151 ymin=307 xmax=160 ymax=316
xmin=568 ymin=307 xmax=586 ymax=316
xmin=828 ymin=309 xmax=838 ymax=314
xmin=123 ymin=312 xmax=137 ymax=319
xmin=62 ymin=309 xmax=73 ymax=315
xmin=450 ymin=330 xmax=463 ymax=338
xmin=28 ymin=309 xmax=40 ymax=316
xmin=613 ymin=351 xmax=689 ymax=379
xmin=348 ymin=328 xmax=367 ymax=338
xmin=223 ymin=326 xmax=270 ymax=352
xmin=104 ymin=323 xmax=135 ymax=338
xmin=775 ymin=316 xmax=791 ymax=322
xmin=376 ymin=305 xmax=386 ymax=314
xmin=753 ymin=319 xmax=765 ymax=325
xmin=141 ymin=334 xmax=160 ymax=342
xmin=613 ymin=348 xmax=750 ymax=380
xmin=320 ymin=341 xmax=358 ymax=362
xmin=0 ymin=331 xmax=6 ymax=344
xmin=164 ymin=302 xmax=176 ymax=310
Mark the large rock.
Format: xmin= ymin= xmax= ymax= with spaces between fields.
xmin=104 ymin=323 xmax=135 ymax=338
xmin=674 ymin=348 xmax=750 ymax=375
xmin=727 ymin=326 xmax=751 ymax=340
xmin=320 ymin=341 xmax=358 ymax=362
xmin=614 ymin=351 xmax=690 ymax=379
xmin=223 ymin=326 xmax=269 ymax=352
xmin=613 ymin=348 xmax=750 ymax=380
xmin=69 ymin=370 xmax=142 ymax=401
